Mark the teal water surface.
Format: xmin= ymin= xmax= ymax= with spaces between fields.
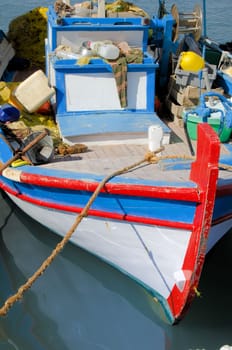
xmin=0 ymin=191 xmax=232 ymax=350
xmin=1 ymin=0 xmax=232 ymax=43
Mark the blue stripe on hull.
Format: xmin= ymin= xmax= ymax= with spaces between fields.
xmin=15 ymin=182 xmax=196 ymax=223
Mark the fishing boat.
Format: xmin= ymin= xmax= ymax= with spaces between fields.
xmin=0 ymin=0 xmax=232 ymax=324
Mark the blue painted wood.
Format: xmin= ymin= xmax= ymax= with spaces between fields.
xmin=12 ymin=181 xmax=196 ymax=224
xmin=0 ymin=130 xmax=13 ymax=162
xmin=47 ymin=6 xmax=150 ymax=51
xmin=159 ymin=158 xmax=193 ymax=171
xmin=56 ymin=112 xmax=170 ymax=137
xmin=53 ymin=56 xmax=157 ymax=115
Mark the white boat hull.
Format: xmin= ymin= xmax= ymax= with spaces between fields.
xmin=8 ymin=191 xmax=231 ymax=306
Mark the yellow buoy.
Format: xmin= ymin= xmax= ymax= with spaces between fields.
xmin=179 ymin=51 xmax=205 ymax=72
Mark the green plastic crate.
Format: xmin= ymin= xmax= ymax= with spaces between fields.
xmin=184 ymin=112 xmax=232 ymax=142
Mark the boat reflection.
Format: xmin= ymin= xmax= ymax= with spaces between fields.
xmin=0 ymin=191 xmax=169 ymax=350
xmin=1 ymin=191 xmax=232 ymax=349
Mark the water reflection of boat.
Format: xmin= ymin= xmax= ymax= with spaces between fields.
xmin=0 ymin=191 xmax=170 ymax=349
xmin=1 ymin=191 xmax=232 ymax=350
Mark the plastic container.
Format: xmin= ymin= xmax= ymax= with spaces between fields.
xmin=12 ymin=70 xmax=55 ymax=113
xmin=184 ymin=112 xmax=232 ymax=142
xmin=175 ymin=62 xmax=217 ymax=88
xmin=0 ymin=103 xmax=20 ymax=122
xmin=84 ymin=41 xmax=120 ymax=60
xmin=148 ymin=124 xmax=163 ymax=152
xmin=96 ymin=44 xmax=120 ymax=60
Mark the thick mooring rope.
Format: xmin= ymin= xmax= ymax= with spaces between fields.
xmin=1 ymin=147 xmax=230 ymax=316
xmin=0 ymin=148 xmax=169 ymax=316
xmin=219 ymin=163 xmax=232 ymax=171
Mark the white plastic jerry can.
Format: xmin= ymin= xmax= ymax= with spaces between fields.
xmin=148 ymin=124 xmax=163 ymax=152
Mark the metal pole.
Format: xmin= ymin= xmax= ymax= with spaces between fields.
xmin=202 ymin=0 xmax=207 ymax=37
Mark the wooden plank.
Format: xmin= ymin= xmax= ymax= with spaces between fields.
xmin=170 ymin=86 xmax=198 ymax=107
xmin=166 ymin=99 xmax=184 ymax=127
xmin=168 ymin=76 xmax=224 ymax=105
xmin=167 ymin=76 xmax=198 ymax=106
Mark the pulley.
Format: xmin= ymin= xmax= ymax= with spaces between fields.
xmin=171 ymin=4 xmax=202 ymax=42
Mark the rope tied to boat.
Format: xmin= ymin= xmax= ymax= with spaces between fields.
xmin=145 ymin=150 xmax=232 ymax=171
xmin=219 ymin=163 xmax=232 ymax=171
xmin=145 ymin=148 xmax=196 ymax=163
xmin=1 ymin=141 xmax=232 ymax=316
xmin=0 ymin=146 xmax=175 ymax=316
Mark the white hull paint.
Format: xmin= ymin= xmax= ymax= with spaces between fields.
xmin=8 ymin=191 xmax=231 ymax=303
xmin=8 ymin=193 xmax=191 ymax=300
xmin=8 ymin=192 xmax=232 ymax=302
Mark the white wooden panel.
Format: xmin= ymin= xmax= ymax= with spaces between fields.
xmin=65 ymin=71 xmax=147 ymax=111
xmin=127 ymin=72 xmax=147 ymax=109
xmin=65 ymin=73 xmax=121 ymax=111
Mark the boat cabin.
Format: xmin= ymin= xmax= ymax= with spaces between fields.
xmin=45 ymin=3 xmax=170 ymax=145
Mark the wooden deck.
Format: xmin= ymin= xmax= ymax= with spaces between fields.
xmin=40 ymin=137 xmax=195 ymax=183
xmin=40 ymin=116 xmax=232 ymax=184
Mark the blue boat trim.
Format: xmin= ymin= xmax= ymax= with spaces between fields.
xmin=9 ymin=182 xmax=197 ymax=223
xmin=57 ymin=111 xmax=170 ymax=137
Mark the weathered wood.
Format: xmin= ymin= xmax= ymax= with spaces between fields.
xmin=166 ymin=98 xmax=184 ymax=124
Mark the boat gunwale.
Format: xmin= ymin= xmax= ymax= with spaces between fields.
xmin=1 ymin=165 xmax=203 ymax=202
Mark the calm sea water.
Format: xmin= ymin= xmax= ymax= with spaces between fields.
xmin=0 ymin=0 xmax=232 ymax=43
xmin=1 ymin=191 xmax=232 ymax=350
xmin=0 ymin=1 xmax=232 ymax=349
